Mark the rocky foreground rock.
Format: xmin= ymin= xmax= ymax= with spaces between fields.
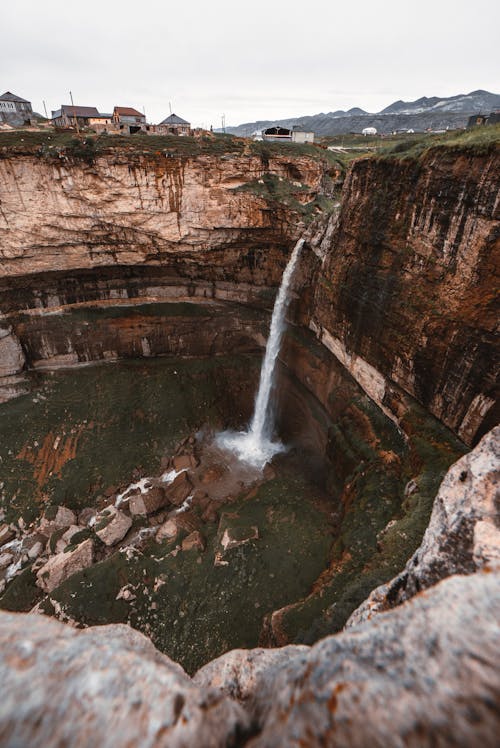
xmin=0 ymin=570 xmax=498 ymax=747
xmin=0 ymin=428 xmax=498 ymax=746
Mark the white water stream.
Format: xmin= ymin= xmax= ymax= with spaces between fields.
xmin=217 ymin=238 xmax=304 ymax=469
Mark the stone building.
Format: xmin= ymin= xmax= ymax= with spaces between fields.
xmin=51 ymin=105 xmax=101 ymax=128
xmin=157 ymin=113 xmax=191 ymax=135
xmin=112 ymin=107 xmax=147 ymax=134
xmin=0 ymin=92 xmax=33 ymax=125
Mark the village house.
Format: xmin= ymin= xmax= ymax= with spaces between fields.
xmin=157 ymin=113 xmax=191 ymax=136
xmin=51 ymin=105 xmax=104 ymax=128
xmin=112 ymin=107 xmax=147 ymax=134
xmin=0 ymin=92 xmax=34 ymax=125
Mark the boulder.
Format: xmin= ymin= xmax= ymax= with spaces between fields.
xmin=0 ymin=552 xmax=14 ymax=570
xmin=39 ymin=507 xmax=77 ymax=538
xmin=172 ymin=454 xmax=198 ymax=471
xmin=156 ymin=519 xmax=179 ymax=542
xmin=55 ymin=525 xmax=81 ymax=554
xmin=94 ymin=506 xmax=132 ymax=547
xmin=164 ymin=472 xmax=192 ymax=507
xmin=129 ymin=486 xmax=168 ymax=516
xmin=36 ymin=539 xmax=94 ymax=593
xmin=245 ymin=571 xmax=500 ymax=747
xmin=347 ymin=425 xmax=500 ymax=627
xmin=0 ymin=611 xmax=248 ymax=747
xmin=181 ymin=531 xmax=205 ymax=553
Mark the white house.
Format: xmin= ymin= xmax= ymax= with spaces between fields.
xmin=362 ymin=127 xmax=377 ymax=136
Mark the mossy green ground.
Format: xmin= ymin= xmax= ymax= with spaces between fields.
xmin=38 ymin=471 xmax=333 ymax=674
xmin=0 ymin=355 xmax=259 ymax=524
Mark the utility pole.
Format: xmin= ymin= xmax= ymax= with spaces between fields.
xmin=169 ymin=101 xmax=172 ymax=115
xmin=221 ymin=113 xmax=226 ymax=133
xmin=42 ymin=100 xmax=49 ymax=120
xmin=69 ymin=90 xmax=80 ymax=137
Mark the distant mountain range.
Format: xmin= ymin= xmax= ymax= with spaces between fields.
xmin=224 ymin=90 xmax=500 ymax=137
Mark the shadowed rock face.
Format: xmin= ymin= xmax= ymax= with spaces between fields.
xmin=306 ymin=148 xmax=500 ymax=445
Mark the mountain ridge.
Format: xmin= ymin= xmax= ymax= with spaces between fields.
xmin=224 ymin=90 xmax=500 ymax=137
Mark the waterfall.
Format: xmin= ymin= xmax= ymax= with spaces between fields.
xmin=217 ymin=238 xmax=304 ymax=469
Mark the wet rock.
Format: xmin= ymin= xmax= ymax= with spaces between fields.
xmin=0 ymin=524 xmax=16 ymax=546
xmin=181 ymin=531 xmax=205 ymax=553
xmin=39 ymin=507 xmax=77 ymax=538
xmin=94 ymin=506 xmax=132 ymax=547
xmin=200 ymin=464 xmax=226 ymax=484
xmin=247 ymin=571 xmax=500 ymax=747
xmin=164 ymin=472 xmax=192 ymax=507
xmin=347 ymin=425 xmax=500 ymax=626
xmin=129 ymin=486 xmax=168 ymax=516
xmin=36 ymin=539 xmax=94 ymax=593
xmin=0 ymin=611 xmax=248 ymax=747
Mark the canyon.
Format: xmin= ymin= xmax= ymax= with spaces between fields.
xmin=0 ymin=130 xmax=498 ymax=744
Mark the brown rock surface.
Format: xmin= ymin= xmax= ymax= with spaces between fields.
xmin=165 ymin=472 xmax=192 ymax=507
xmin=307 ymin=148 xmax=499 ymax=444
xmin=129 ymin=486 xmax=168 ymax=516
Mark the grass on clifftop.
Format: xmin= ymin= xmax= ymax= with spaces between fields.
xmin=0 ymin=129 xmax=337 ymax=166
xmin=376 ymin=123 xmax=500 ymax=160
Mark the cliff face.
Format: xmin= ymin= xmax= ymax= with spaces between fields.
xmin=307 ymin=147 xmax=500 ymax=445
xmin=0 ymin=146 xmax=327 ymax=398
xmin=0 ymin=150 xmax=323 ymax=282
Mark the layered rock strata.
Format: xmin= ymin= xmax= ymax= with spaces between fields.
xmin=306 ymin=147 xmax=500 ymax=445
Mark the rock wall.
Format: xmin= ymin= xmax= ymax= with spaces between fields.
xmin=0 ymin=150 xmax=322 ymax=281
xmin=307 ymin=147 xmax=500 ymax=445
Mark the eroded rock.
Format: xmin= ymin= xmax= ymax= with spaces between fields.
xmin=164 ymin=472 xmax=192 ymax=507
xmin=39 ymin=507 xmax=77 ymax=538
xmin=0 ymin=611 xmax=248 ymax=747
xmin=129 ymin=486 xmax=168 ymax=516
xmin=94 ymin=506 xmax=132 ymax=547
xmin=36 ymin=539 xmax=94 ymax=593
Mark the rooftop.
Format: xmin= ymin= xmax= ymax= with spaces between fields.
xmin=114 ymin=107 xmax=144 ymax=117
xmin=54 ymin=105 xmax=100 ymax=119
xmin=160 ymin=113 xmax=190 ymax=126
xmin=0 ymin=91 xmax=31 ymax=104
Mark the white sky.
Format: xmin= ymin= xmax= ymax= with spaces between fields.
xmin=2 ymin=0 xmax=499 ymax=128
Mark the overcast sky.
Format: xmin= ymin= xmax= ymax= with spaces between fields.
xmin=2 ymin=0 xmax=499 ymax=128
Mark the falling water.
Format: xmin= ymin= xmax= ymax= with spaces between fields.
xmin=217 ymin=238 xmax=304 ymax=469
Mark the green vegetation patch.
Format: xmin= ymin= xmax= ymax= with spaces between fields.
xmin=36 ymin=471 xmax=333 ymax=674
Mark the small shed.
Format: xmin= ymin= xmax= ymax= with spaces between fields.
xmin=291 ymin=126 xmax=314 ymax=144
xmin=362 ymin=127 xmax=377 ymax=136
xmin=157 ymin=113 xmax=191 ymax=136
